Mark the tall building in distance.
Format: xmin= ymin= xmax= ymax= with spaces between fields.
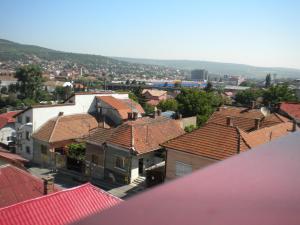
xmin=191 ymin=69 xmax=209 ymax=81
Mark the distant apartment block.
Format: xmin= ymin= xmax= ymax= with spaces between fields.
xmin=191 ymin=69 xmax=208 ymax=81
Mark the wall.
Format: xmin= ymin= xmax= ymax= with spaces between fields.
xmin=180 ymin=116 xmax=197 ymax=129
xmin=32 ymin=139 xmax=51 ymax=167
xmin=166 ymin=149 xmax=216 ymax=180
xmin=0 ymin=123 xmax=16 ymax=146
xmin=15 ymin=109 xmax=34 ymax=160
xmin=85 ymin=143 xmax=105 ymax=179
xmin=104 ymin=144 xmax=131 ymax=184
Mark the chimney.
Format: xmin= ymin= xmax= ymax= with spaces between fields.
xmin=292 ymin=119 xmax=297 ymax=132
xmin=255 ymin=118 xmax=261 ymax=130
xmin=58 ymin=112 xmax=64 ymax=116
xmin=157 ymin=109 xmax=162 ymax=116
xmin=133 ymin=112 xmax=138 ymax=120
xmin=128 ymin=112 xmax=133 ymax=120
xmin=217 ymin=107 xmax=222 ymax=112
xmin=43 ymin=176 xmax=54 ymax=195
xmin=251 ymin=101 xmax=256 ymax=109
xmin=226 ymin=116 xmax=234 ymax=126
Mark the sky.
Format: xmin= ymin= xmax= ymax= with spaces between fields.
xmin=1 ymin=0 xmax=300 ymax=69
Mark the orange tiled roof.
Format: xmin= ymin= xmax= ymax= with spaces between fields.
xmin=32 ymin=114 xmax=98 ymax=143
xmin=106 ymin=116 xmax=184 ymax=154
xmin=208 ymin=107 xmax=286 ymax=132
xmin=97 ymin=96 xmax=144 ymax=120
xmin=280 ymin=102 xmax=300 ymax=120
xmin=162 ymin=123 xmax=250 ymax=160
xmin=142 ymin=89 xmax=167 ymax=97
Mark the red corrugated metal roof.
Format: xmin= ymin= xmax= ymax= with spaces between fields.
xmin=75 ymin=132 xmax=300 ymax=225
xmin=0 ymin=165 xmax=59 ymax=208
xmin=0 ymin=183 xmax=121 ymax=225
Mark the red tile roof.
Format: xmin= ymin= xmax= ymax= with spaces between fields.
xmin=208 ymin=107 xmax=287 ymax=132
xmin=280 ymin=102 xmax=300 ymax=120
xmin=0 ymin=165 xmax=59 ymax=208
xmin=162 ymin=119 xmax=293 ymax=160
xmin=0 ymin=183 xmax=121 ymax=225
xmin=0 ymin=111 xmax=20 ymax=129
xmin=32 ymin=114 xmax=98 ymax=143
xmin=162 ymin=123 xmax=250 ymax=160
xmin=105 ymin=116 xmax=184 ymax=154
xmin=97 ymin=96 xmax=144 ymax=120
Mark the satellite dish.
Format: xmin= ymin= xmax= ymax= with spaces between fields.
xmin=261 ymin=107 xmax=270 ymax=117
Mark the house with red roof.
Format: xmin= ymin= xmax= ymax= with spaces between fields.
xmin=279 ymin=102 xmax=300 ymax=124
xmin=85 ymin=115 xmax=184 ymax=184
xmin=142 ymin=89 xmax=168 ymax=106
xmin=0 ymin=183 xmax=121 ymax=225
xmin=0 ymin=111 xmax=19 ymax=148
xmin=162 ymin=106 xmax=295 ymax=180
xmin=0 ymin=164 xmax=60 ymax=208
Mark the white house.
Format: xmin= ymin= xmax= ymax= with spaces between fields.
xmin=0 ymin=111 xmax=19 ymax=148
xmin=14 ymin=91 xmax=129 ymax=160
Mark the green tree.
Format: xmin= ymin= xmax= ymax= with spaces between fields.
xmin=235 ymin=88 xmax=263 ymax=106
xmin=263 ymin=84 xmax=298 ymax=106
xmin=143 ymin=103 xmax=155 ymax=115
xmin=0 ymin=86 xmax=8 ymax=94
xmin=265 ymin=73 xmax=272 ymax=88
xmin=157 ymin=99 xmax=178 ymax=112
xmin=176 ymin=88 xmax=222 ymax=126
xmin=204 ymin=82 xmax=213 ymax=92
xmin=67 ymin=143 xmax=86 ymax=161
xmin=54 ymin=86 xmax=72 ymax=101
xmin=15 ymin=65 xmax=44 ymax=102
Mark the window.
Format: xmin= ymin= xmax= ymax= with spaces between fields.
xmin=26 ymin=146 xmax=30 ymax=154
xmin=7 ymin=137 xmax=10 ymax=141
xmin=91 ymin=155 xmax=99 ymax=165
xmin=26 ymin=116 xmax=31 ymax=123
xmin=175 ymin=161 xmax=192 ymax=177
xmin=17 ymin=116 xmax=22 ymax=123
xmin=115 ymin=156 xmax=126 ymax=170
xmin=26 ymin=131 xmax=30 ymax=140
xmin=41 ymin=145 xmax=47 ymax=155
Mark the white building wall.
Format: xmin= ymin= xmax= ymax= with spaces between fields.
xmin=15 ymin=93 xmax=129 ymax=160
xmin=0 ymin=124 xmax=16 ymax=146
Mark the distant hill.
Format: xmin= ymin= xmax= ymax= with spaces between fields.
xmin=1 ymin=39 xmax=299 ymax=78
xmin=0 ymin=39 xmax=125 ymax=67
xmin=114 ymin=57 xmax=300 ymax=79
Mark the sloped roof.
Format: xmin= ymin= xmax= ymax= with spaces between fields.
xmin=162 ymin=123 xmax=250 ymax=160
xmin=0 ymin=183 xmax=121 ymax=225
xmin=0 ymin=165 xmax=60 ymax=208
xmin=208 ymin=107 xmax=287 ymax=132
xmin=239 ymin=122 xmax=294 ymax=147
xmin=142 ymin=89 xmax=167 ymax=97
xmin=97 ymin=96 xmax=144 ymax=120
xmin=86 ymin=127 xmax=115 ymax=146
xmin=280 ymin=102 xmax=300 ymax=120
xmin=106 ymin=116 xmax=184 ymax=154
xmin=32 ymin=114 xmax=98 ymax=143
xmin=0 ymin=111 xmax=20 ymax=129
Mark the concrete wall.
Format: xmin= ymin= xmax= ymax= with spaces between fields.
xmin=0 ymin=123 xmax=16 ymax=146
xmin=166 ymin=149 xmax=216 ymax=180
xmin=99 ymin=100 xmax=123 ymax=125
xmin=180 ymin=116 xmax=197 ymax=129
xmin=104 ymin=144 xmax=131 ymax=184
xmin=33 ymin=139 xmax=51 ymax=167
xmin=85 ymin=143 xmax=105 ymax=179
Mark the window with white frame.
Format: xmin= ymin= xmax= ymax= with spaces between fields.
xmin=175 ymin=161 xmax=192 ymax=177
